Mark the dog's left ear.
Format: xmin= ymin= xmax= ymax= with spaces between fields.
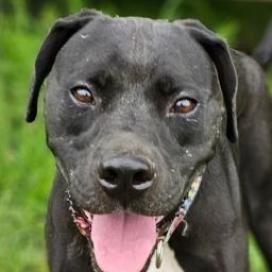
xmin=174 ymin=19 xmax=238 ymax=142
xmin=26 ymin=9 xmax=101 ymax=122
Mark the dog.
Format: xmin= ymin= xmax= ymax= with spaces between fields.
xmin=26 ymin=9 xmax=272 ymax=272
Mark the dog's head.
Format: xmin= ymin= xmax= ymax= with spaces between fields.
xmin=26 ymin=10 xmax=237 ymax=272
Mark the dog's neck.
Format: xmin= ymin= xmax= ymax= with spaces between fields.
xmin=147 ymin=244 xmax=184 ymax=272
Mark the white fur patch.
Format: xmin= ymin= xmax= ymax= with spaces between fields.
xmin=147 ymin=244 xmax=184 ymax=272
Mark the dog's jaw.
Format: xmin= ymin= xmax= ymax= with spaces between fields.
xmin=67 ymin=172 xmax=204 ymax=272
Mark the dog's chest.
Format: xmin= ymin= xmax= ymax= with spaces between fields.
xmin=147 ymin=244 xmax=184 ymax=272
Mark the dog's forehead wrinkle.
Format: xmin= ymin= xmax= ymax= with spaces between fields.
xmin=125 ymin=19 xmax=164 ymax=69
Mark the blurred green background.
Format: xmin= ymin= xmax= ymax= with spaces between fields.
xmin=0 ymin=0 xmax=271 ymax=271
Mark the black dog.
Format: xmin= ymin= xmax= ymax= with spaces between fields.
xmin=26 ymin=10 xmax=272 ymax=272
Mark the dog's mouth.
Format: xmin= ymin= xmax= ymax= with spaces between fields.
xmin=73 ymin=210 xmax=162 ymax=272
xmin=66 ymin=172 xmax=204 ymax=272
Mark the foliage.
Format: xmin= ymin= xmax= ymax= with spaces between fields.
xmin=0 ymin=0 xmax=270 ymax=271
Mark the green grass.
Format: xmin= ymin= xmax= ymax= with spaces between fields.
xmin=0 ymin=7 xmax=54 ymax=270
xmin=0 ymin=4 xmax=270 ymax=272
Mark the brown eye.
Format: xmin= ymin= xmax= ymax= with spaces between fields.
xmin=171 ymin=97 xmax=197 ymax=114
xmin=70 ymin=86 xmax=95 ymax=105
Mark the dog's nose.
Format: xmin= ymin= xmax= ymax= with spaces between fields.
xmin=98 ymin=156 xmax=155 ymax=196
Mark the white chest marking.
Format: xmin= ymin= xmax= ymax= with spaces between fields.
xmin=147 ymin=244 xmax=184 ymax=272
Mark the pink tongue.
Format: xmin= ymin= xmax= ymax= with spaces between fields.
xmin=91 ymin=212 xmax=157 ymax=272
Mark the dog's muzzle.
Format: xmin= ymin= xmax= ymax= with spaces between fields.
xmin=65 ymin=166 xmax=205 ymax=272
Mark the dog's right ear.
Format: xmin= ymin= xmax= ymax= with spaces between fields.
xmin=26 ymin=9 xmax=101 ymax=122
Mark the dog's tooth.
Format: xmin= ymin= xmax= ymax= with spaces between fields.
xmin=155 ymin=216 xmax=164 ymax=224
xmin=83 ymin=209 xmax=93 ymax=222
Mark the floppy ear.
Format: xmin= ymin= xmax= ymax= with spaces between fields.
xmin=174 ymin=19 xmax=238 ymax=142
xmin=26 ymin=9 xmax=101 ymax=122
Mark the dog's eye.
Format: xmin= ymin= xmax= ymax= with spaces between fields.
xmin=171 ymin=97 xmax=197 ymax=115
xmin=70 ymin=86 xmax=95 ymax=105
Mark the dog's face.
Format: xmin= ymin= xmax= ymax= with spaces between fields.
xmin=26 ymin=10 xmax=237 ymax=272
xmin=46 ymin=17 xmax=222 ymax=215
